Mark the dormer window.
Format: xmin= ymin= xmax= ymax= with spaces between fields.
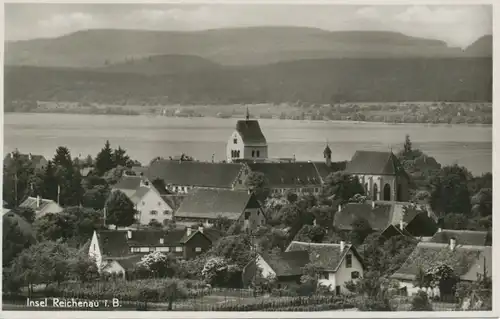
xmin=233 ymin=138 xmax=237 ymax=144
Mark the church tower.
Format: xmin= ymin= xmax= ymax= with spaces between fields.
xmin=323 ymin=142 xmax=332 ymax=166
xmin=226 ymin=107 xmax=268 ymax=163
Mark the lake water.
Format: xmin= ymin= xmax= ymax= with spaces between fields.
xmin=3 ymin=113 xmax=492 ymax=175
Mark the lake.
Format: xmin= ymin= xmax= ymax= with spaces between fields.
xmin=3 ymin=113 xmax=492 ymax=175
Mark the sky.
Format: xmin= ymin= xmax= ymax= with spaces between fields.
xmin=4 ymin=3 xmax=492 ymax=48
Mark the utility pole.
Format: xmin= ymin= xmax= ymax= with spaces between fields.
xmin=14 ymin=172 xmax=18 ymax=207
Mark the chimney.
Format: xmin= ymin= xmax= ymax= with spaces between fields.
xmin=450 ymin=238 xmax=456 ymax=251
xmin=10 ymin=152 xmax=13 ymax=159
xmin=372 ymin=201 xmax=375 ymax=209
xmin=36 ymin=195 xmax=41 ymax=208
xmin=337 ymin=204 xmax=342 ymax=212
xmin=198 ymin=226 xmax=204 ymax=233
xmin=127 ymin=230 xmax=132 ymax=239
xmin=186 ymin=227 xmax=192 ymax=237
xmin=28 ymin=153 xmax=32 ymax=160
xmin=399 ymin=220 xmax=404 ymax=230
xmin=340 ymin=240 xmax=345 ymax=253
xmin=160 ymin=238 xmax=164 ymax=245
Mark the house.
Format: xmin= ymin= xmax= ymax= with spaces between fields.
xmin=333 ymin=201 xmax=438 ymax=237
xmin=391 ymin=240 xmax=492 ymax=296
xmin=88 ymin=227 xmax=221 ymax=277
xmin=345 ymin=150 xmax=410 ymax=202
xmin=242 ymin=250 xmax=310 ymax=287
xmin=19 ymin=196 xmax=63 ymax=218
xmin=3 ymin=151 xmax=48 ymax=170
xmin=429 ymin=229 xmax=491 ymax=246
xmin=174 ymin=189 xmax=265 ymax=230
xmin=111 ymin=176 xmax=174 ymax=226
xmin=285 ymin=241 xmax=365 ymax=294
xmin=226 ymin=109 xmax=268 ymax=162
xmin=146 ymin=160 xmax=249 ymax=193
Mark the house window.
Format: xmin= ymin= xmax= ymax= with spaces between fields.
xmin=195 ymin=247 xmax=202 ymax=252
xmin=150 ymin=218 xmax=158 ymax=224
xmin=131 ymin=247 xmax=140 ymax=253
xmin=93 ymin=244 xmax=96 ymax=251
xmin=149 ymin=247 xmax=156 ymax=252
xmin=150 ymin=210 xmax=158 ymax=215
xmin=320 ymin=272 xmax=329 ymax=280
xmin=256 ymin=150 xmax=260 ymax=157
xmin=163 ymin=210 xmax=170 ymax=215
xmin=141 ymin=201 xmax=145 ymax=205
xmin=175 ymin=247 xmax=183 ymax=252
xmin=158 ymin=201 xmax=161 ymax=206
xmin=238 ymin=179 xmax=242 ymax=184
xmin=245 ymin=211 xmax=251 ymax=220
xmin=346 ymin=254 xmax=352 ymax=268
xmin=252 ymin=150 xmax=255 ymax=157
xmin=233 ymin=138 xmax=237 ymax=144
xmin=351 ymin=271 xmax=360 ymax=279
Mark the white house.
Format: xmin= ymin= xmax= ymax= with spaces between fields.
xmin=226 ymin=109 xmax=268 ymax=163
xmin=19 ymin=196 xmax=63 ymax=218
xmin=285 ymin=241 xmax=365 ymax=294
xmin=111 ymin=176 xmax=174 ymax=225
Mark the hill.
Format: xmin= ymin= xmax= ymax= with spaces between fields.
xmin=99 ymin=54 xmax=220 ymax=75
xmin=464 ymin=35 xmax=492 ymax=57
xmin=4 ymin=57 xmax=492 ymax=105
xmin=4 ymin=27 xmax=472 ymax=68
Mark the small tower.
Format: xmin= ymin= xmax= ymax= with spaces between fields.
xmin=324 ymin=141 xmax=332 ymax=166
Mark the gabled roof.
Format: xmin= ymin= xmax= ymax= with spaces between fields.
xmin=286 ymin=241 xmax=364 ymax=272
xmin=429 ymin=230 xmax=490 ymax=246
xmin=345 ymin=151 xmax=406 ymax=176
xmin=260 ymin=251 xmax=310 ymax=277
xmin=381 ymin=224 xmax=413 ymax=239
xmin=113 ymin=176 xmax=172 ymax=208
xmin=114 ymin=176 xmax=145 ymax=190
xmin=391 ymin=242 xmax=492 ymax=281
xmin=19 ymin=196 xmax=60 ymax=213
xmin=175 ymin=189 xmax=257 ymax=220
xmin=333 ymin=202 xmax=394 ymax=231
xmin=235 ymin=120 xmax=267 ymax=145
xmin=146 ymin=160 xmax=244 ymax=189
xmin=96 ymin=228 xmax=212 ymax=258
xmin=161 ymin=195 xmax=186 ymax=211
xmin=247 ymin=162 xmax=322 ymax=188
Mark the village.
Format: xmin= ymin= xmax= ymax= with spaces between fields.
xmin=2 ymin=111 xmax=493 ymax=311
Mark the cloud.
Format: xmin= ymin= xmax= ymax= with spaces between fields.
xmin=38 ymin=12 xmax=95 ymax=30
xmin=394 ymin=6 xmax=467 ymax=24
xmin=356 ymin=6 xmax=382 ymax=20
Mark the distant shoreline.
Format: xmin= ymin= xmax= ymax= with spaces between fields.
xmin=4 ymin=109 xmax=493 ymax=128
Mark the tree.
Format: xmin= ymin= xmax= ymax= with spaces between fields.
xmin=82 ymin=185 xmax=110 ymax=210
xmin=244 ymin=171 xmax=269 ymax=199
xmin=103 ymin=165 xmax=127 ymax=185
xmin=68 ymin=253 xmax=99 ymax=282
xmin=300 ymin=263 xmax=323 ymax=295
xmin=105 ymin=190 xmax=136 ymax=228
xmin=471 ymin=188 xmax=492 ymax=217
xmin=429 ymin=165 xmax=472 ymax=216
xmin=52 ymin=146 xmax=73 ymax=169
xmin=2 ymin=215 xmax=35 ymax=267
xmin=295 ymin=225 xmax=326 ymax=243
xmin=33 ymin=213 xmax=74 ymax=242
xmin=112 ymin=146 xmax=130 ymax=168
xmin=403 ymin=134 xmax=412 ymax=155
xmin=3 ymin=151 xmax=35 ymax=207
xmin=212 ymin=216 xmax=233 ymax=234
xmin=349 ymin=216 xmax=372 ymax=246
xmin=411 ymin=290 xmax=433 ymax=311
xmin=95 ymin=140 xmax=114 ymax=176
xmin=321 ymin=171 xmax=364 ymax=203
xmin=253 ymin=226 xmax=289 ymax=252
xmin=137 ymin=251 xmax=179 ymax=278
xmin=201 ymin=257 xmax=240 ymax=287
xmin=209 ymin=234 xmax=253 ymax=269
xmin=42 ymin=161 xmax=58 ymax=201
xmin=11 ymin=207 xmax=36 ymax=224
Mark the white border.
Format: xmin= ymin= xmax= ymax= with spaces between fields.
xmin=0 ymin=0 xmax=498 ymax=318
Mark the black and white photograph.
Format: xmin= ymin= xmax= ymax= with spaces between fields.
xmin=1 ymin=1 xmax=495 ymax=314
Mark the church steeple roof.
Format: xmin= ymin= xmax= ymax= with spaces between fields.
xmin=323 ymin=143 xmax=332 ymax=157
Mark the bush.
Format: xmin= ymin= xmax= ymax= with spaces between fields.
xmin=356 ymin=297 xmax=393 ymax=311
xmin=411 ymin=290 xmax=433 ymax=311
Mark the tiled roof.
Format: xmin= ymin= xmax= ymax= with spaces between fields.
xmin=391 ymin=242 xmax=492 ymax=281
xmin=235 ymin=120 xmax=267 ymax=145
xmin=260 ymin=251 xmax=310 ymax=277
xmin=429 ymin=230 xmax=490 ymax=246
xmin=129 ymin=187 xmax=151 ymax=205
xmin=333 ymin=202 xmax=394 ymax=231
xmin=19 ymin=196 xmax=59 ymax=213
xmin=97 ymin=228 xmax=211 ymax=258
xmin=380 ymin=224 xmax=413 ymax=239
xmin=161 ymin=195 xmax=186 ymax=211
xmin=146 ymin=160 xmax=244 ymax=188
xmin=247 ymin=162 xmax=322 ymax=188
xmin=114 ymin=176 xmax=144 ymax=190
xmin=345 ymin=151 xmax=406 ymax=176
xmin=175 ymin=189 xmax=255 ymax=220
xmin=286 ymin=241 xmax=363 ymax=272
xmin=312 ymin=161 xmax=347 ymax=180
